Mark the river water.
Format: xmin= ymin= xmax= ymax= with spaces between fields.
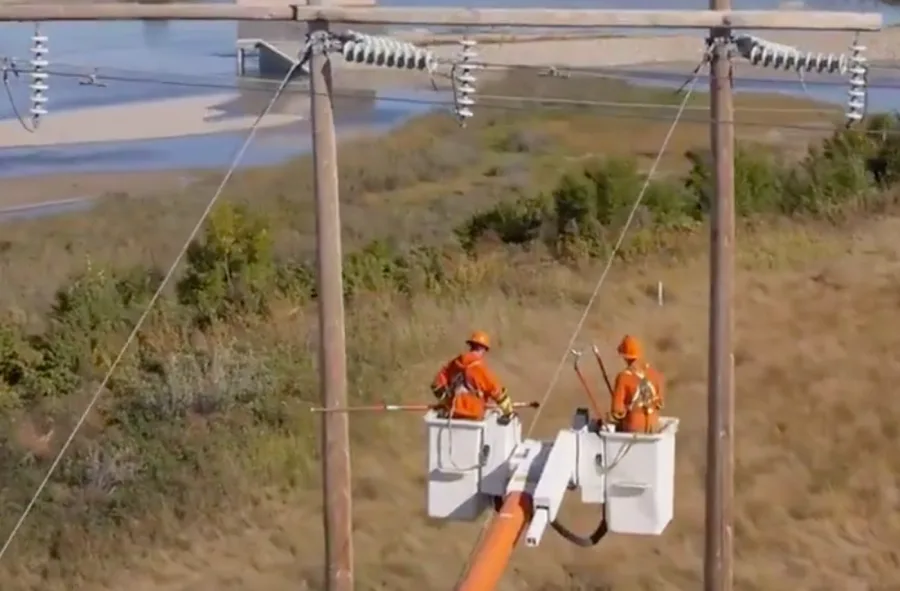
xmin=0 ymin=0 xmax=898 ymax=177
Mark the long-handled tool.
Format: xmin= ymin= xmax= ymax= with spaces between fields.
xmin=310 ymin=400 xmax=541 ymax=414
xmin=570 ymin=349 xmax=603 ymax=419
xmin=591 ymin=344 xmax=615 ymax=396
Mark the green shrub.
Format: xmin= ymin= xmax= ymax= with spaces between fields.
xmin=455 ymin=121 xmax=900 ymax=265
xmin=642 ymin=177 xmax=698 ymax=227
xmin=454 ymin=193 xmax=550 ymax=253
xmin=458 ymin=156 xmax=699 ymax=259
xmin=0 ymin=321 xmax=31 ymax=389
xmin=684 ymin=146 xmax=788 ymax=217
xmin=787 ymin=130 xmax=875 ymax=215
xmin=0 ymin=321 xmax=31 ymax=411
xmin=176 ymin=203 xmax=275 ymax=325
xmin=274 ymin=259 xmax=316 ymax=301
xmin=867 ymin=115 xmax=900 ymax=186
xmin=580 ymin=157 xmax=645 ymax=227
xmin=20 ymin=262 xmax=161 ymax=401
xmin=344 ymin=240 xmax=408 ymax=297
xmin=551 ymin=172 xmax=604 ymax=256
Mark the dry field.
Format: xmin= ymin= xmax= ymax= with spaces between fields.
xmin=29 ymin=215 xmax=898 ymax=591
xmin=1 ymin=72 xmax=898 ymax=590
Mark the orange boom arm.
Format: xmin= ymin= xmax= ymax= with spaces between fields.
xmin=456 ymin=492 xmax=534 ymax=591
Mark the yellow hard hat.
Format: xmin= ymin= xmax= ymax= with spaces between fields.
xmin=617 ymin=335 xmax=643 ymax=360
xmin=466 ymin=330 xmax=491 ymax=350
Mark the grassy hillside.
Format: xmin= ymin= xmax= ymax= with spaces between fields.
xmin=2 ymin=72 xmax=900 ymax=590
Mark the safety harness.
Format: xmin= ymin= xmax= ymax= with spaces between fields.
xmin=449 ymin=357 xmax=480 ymax=397
xmin=623 ymin=364 xmax=662 ymax=433
xmin=435 ymin=357 xmax=513 ymax=416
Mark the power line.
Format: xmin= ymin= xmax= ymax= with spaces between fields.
xmin=481 ymin=59 xmax=900 ymax=88
xmin=6 ymin=60 xmax=900 ymax=149
xmin=6 ymin=61 xmax=892 ymax=142
xmin=0 ymin=58 xmax=860 ymax=115
xmin=2 ymin=45 xmax=897 ymax=128
xmin=0 ymin=57 xmax=35 ymax=133
xmin=9 ymin=52 xmax=900 ymax=93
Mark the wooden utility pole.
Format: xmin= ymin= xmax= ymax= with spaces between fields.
xmin=704 ymin=0 xmax=735 ymax=588
xmin=309 ymin=18 xmax=354 ymax=591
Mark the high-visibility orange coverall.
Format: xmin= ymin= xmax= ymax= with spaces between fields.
xmin=611 ymin=361 xmax=665 ymax=433
xmin=431 ymin=352 xmax=512 ymax=420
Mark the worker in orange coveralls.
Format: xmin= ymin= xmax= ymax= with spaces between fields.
xmin=609 ymin=335 xmax=665 ymax=434
xmin=431 ymin=331 xmax=516 ymax=425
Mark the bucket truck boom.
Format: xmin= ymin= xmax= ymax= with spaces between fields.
xmin=424 ymin=408 xmax=679 ymax=590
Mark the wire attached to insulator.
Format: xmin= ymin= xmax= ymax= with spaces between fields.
xmin=29 ymin=24 xmax=48 ymax=129
xmin=337 ymin=31 xmax=437 ymax=72
xmin=845 ymin=34 xmax=868 ymax=126
xmin=1 ymin=56 xmax=36 ymax=133
xmin=451 ymin=38 xmax=478 ymax=128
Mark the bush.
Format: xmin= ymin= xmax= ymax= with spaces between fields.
xmin=0 ymin=321 xmax=31 ymax=389
xmin=868 ymin=115 xmax=900 ymax=186
xmin=176 ymin=203 xmax=275 ymax=326
xmin=343 ymin=240 xmax=408 ymax=297
xmin=455 ymin=193 xmax=550 ymax=253
xmin=114 ymin=342 xmax=275 ymax=426
xmin=685 ymin=146 xmax=789 ymax=217
xmin=456 ymin=156 xmax=699 ymax=259
xmin=18 ymin=263 xmax=162 ymax=401
xmin=0 ymin=321 xmax=31 ymax=410
xmin=455 ymin=119 xmax=900 ymax=263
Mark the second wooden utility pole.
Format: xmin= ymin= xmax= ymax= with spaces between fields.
xmin=704 ymin=0 xmax=735 ymax=589
xmin=309 ymin=19 xmax=355 ymax=591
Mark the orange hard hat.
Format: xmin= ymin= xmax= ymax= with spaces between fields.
xmin=466 ymin=330 xmax=491 ymax=350
xmin=617 ymin=335 xmax=643 ymax=360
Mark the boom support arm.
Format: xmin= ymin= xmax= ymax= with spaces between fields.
xmin=525 ymin=430 xmax=577 ymax=547
xmin=455 ymin=492 xmax=533 ymax=591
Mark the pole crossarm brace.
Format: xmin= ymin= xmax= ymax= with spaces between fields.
xmin=0 ymin=5 xmax=882 ymax=30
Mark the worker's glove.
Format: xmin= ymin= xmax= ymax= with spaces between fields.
xmin=497 ymin=412 xmax=516 ymax=426
xmin=431 ymin=385 xmax=448 ymax=401
xmin=495 ymin=389 xmax=514 ymax=415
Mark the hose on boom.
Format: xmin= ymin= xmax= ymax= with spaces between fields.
xmin=550 ymin=516 xmax=608 ymax=547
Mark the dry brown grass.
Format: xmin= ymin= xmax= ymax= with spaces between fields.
xmin=21 ymin=215 xmax=891 ymax=591
xmin=3 ymin=73 xmax=893 ymax=590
